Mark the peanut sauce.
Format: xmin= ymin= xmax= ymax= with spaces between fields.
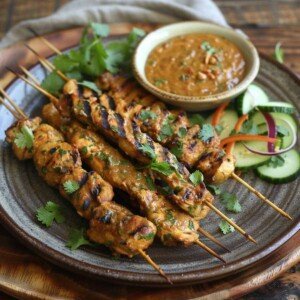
xmin=145 ymin=33 xmax=246 ymax=97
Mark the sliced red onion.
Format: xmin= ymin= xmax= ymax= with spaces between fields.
xmin=262 ymin=112 xmax=277 ymax=152
xmin=243 ymin=119 xmax=297 ymax=156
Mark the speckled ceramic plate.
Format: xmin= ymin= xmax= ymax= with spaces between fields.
xmin=0 ymin=24 xmax=299 ymax=286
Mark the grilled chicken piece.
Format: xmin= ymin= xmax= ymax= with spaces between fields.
xmin=6 ymin=118 xmax=155 ymax=257
xmin=97 ymin=72 xmax=235 ymax=184
xmin=43 ymin=103 xmax=203 ymax=246
xmin=88 ymin=202 xmax=156 ymax=257
xmin=59 ymin=80 xmax=213 ymax=219
xmin=5 ymin=117 xmax=42 ymax=160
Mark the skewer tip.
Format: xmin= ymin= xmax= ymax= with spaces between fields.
xmin=198 ymin=227 xmax=231 ymax=252
xmin=195 ymin=240 xmax=226 ymax=264
xmin=138 ymin=249 xmax=173 ymax=284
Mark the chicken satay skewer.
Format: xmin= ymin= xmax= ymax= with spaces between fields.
xmin=0 ymin=97 xmax=172 ymax=284
xmin=3 ymin=72 xmax=227 ymax=262
xmin=23 ymin=43 xmax=292 ymax=221
xmin=11 ymin=67 xmax=256 ymax=245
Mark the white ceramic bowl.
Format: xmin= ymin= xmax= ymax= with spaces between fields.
xmin=133 ymin=21 xmax=260 ymax=111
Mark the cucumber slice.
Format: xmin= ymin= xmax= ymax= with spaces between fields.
xmin=236 ymin=84 xmax=269 ymax=115
xmin=255 ymin=150 xmax=300 ymax=184
xmin=256 ymin=102 xmax=296 ymax=114
xmin=206 ymin=110 xmax=239 ymax=139
xmin=251 ymin=111 xmax=298 ymax=149
xmin=258 ymin=118 xmax=295 ymax=149
xmin=233 ymin=141 xmax=271 ymax=170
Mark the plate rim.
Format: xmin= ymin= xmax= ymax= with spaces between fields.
xmin=0 ymin=25 xmax=299 ymax=286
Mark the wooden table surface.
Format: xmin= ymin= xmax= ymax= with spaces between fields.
xmin=0 ymin=0 xmax=299 ymax=299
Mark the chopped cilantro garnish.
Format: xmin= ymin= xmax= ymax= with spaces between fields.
xmin=153 ymin=78 xmax=167 ymax=86
xmin=198 ymin=124 xmax=215 ymax=142
xmin=63 ymin=180 xmax=80 ymax=194
xmin=139 ymin=144 xmax=157 ymax=160
xmin=267 ymin=155 xmax=285 ymax=168
xmin=188 ymin=113 xmax=205 ymax=126
xmin=189 ymin=170 xmax=204 ymax=186
xmin=201 ymin=41 xmax=216 ymax=55
xmin=139 ymin=110 xmax=157 ymax=121
xmin=219 ymin=219 xmax=235 ymax=235
xmin=14 ymin=125 xmax=34 ymax=149
xmin=220 ymin=192 xmax=241 ymax=213
xmin=81 ymin=146 xmax=88 ymax=155
xmin=188 ymin=220 xmax=195 ymax=230
xmin=140 ymin=232 xmax=155 ymax=240
xmin=149 ymin=161 xmax=174 ymax=176
xmin=240 ymin=120 xmax=258 ymax=135
xmin=166 ymin=210 xmax=176 ymax=225
xmin=170 ymin=141 xmax=183 ymax=158
xmin=145 ymin=175 xmax=156 ymax=191
xmin=66 ymin=228 xmax=92 ymax=250
xmin=158 ymin=119 xmax=174 ymax=141
xmin=36 ymin=201 xmax=65 ymax=227
xmin=207 ymin=184 xmax=221 ymax=196
xmin=78 ymin=81 xmax=101 ymax=94
xmin=178 ymin=127 xmax=187 ymax=138
xmin=276 ymin=125 xmax=289 ymax=137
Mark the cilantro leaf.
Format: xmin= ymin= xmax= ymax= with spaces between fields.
xmin=207 ymin=184 xmax=221 ymax=196
xmin=140 ymin=232 xmax=155 ymax=240
xmin=188 ymin=113 xmax=205 ymax=126
xmin=166 ymin=210 xmax=176 ymax=225
xmin=267 ymin=155 xmax=285 ymax=168
xmin=188 ymin=220 xmax=195 ymax=230
xmin=78 ymin=81 xmax=101 ymax=94
xmin=201 ymin=41 xmax=216 ymax=55
xmin=36 ymin=201 xmax=65 ymax=227
xmin=158 ymin=118 xmax=174 ymax=141
xmin=219 ymin=219 xmax=235 ymax=234
xmin=149 ymin=161 xmax=174 ymax=176
xmin=139 ymin=144 xmax=156 ymax=160
xmin=276 ymin=125 xmax=289 ymax=137
xmin=240 ymin=120 xmax=258 ymax=135
xmin=170 ymin=141 xmax=183 ymax=158
xmin=274 ymin=42 xmax=284 ymax=63
xmin=53 ymin=54 xmax=79 ymax=73
xmin=139 ymin=110 xmax=157 ymax=121
xmin=153 ymin=78 xmax=167 ymax=86
xmin=178 ymin=127 xmax=187 ymax=138
xmin=189 ymin=170 xmax=204 ymax=186
xmin=220 ymin=192 xmax=241 ymax=213
xmin=63 ymin=180 xmax=80 ymax=194
xmin=66 ymin=228 xmax=92 ymax=250
xmin=90 ymin=23 xmax=109 ymax=38
xmin=14 ymin=125 xmax=34 ymax=149
xmin=198 ymin=124 xmax=214 ymax=142
xmin=41 ymin=71 xmax=65 ymax=96
xmin=145 ymin=175 xmax=156 ymax=191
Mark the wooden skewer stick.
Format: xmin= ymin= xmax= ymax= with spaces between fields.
xmin=1 ymin=92 xmax=170 ymax=284
xmin=138 ymin=249 xmax=173 ymax=284
xmin=18 ymin=65 xmax=40 ymax=85
xmin=204 ymin=201 xmax=257 ymax=244
xmin=194 ymin=240 xmax=226 ymax=263
xmin=24 ymin=44 xmax=69 ymax=81
xmin=27 ymin=27 xmax=62 ymax=55
xmin=0 ymin=95 xmax=20 ymax=119
xmin=0 ymin=87 xmax=27 ymax=119
xmin=6 ymin=67 xmax=60 ymax=108
xmin=198 ymin=227 xmax=230 ymax=252
xmin=231 ymin=173 xmax=292 ymax=220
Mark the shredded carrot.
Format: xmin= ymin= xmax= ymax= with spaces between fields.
xmin=226 ymin=114 xmax=249 ymax=154
xmin=220 ymin=134 xmax=277 ymax=148
xmin=211 ymin=101 xmax=230 ymax=126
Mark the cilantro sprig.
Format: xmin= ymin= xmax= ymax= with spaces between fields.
xmin=189 ymin=170 xmax=204 ymax=186
xmin=63 ymin=180 xmax=80 ymax=194
xmin=14 ymin=125 xmax=34 ymax=149
xmin=41 ymin=23 xmax=145 ymax=95
xmin=220 ymin=192 xmax=242 ymax=213
xmin=198 ymin=123 xmax=215 ymax=142
xmin=66 ymin=228 xmax=92 ymax=250
xmin=219 ymin=219 xmax=235 ymax=234
xmin=36 ymin=201 xmax=65 ymax=227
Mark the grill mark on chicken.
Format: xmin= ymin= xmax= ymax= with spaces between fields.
xmin=100 ymin=106 xmax=110 ymax=129
xmin=115 ymin=112 xmax=126 ymax=138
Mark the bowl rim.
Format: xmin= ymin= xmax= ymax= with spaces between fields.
xmin=132 ymin=21 xmax=260 ymax=104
